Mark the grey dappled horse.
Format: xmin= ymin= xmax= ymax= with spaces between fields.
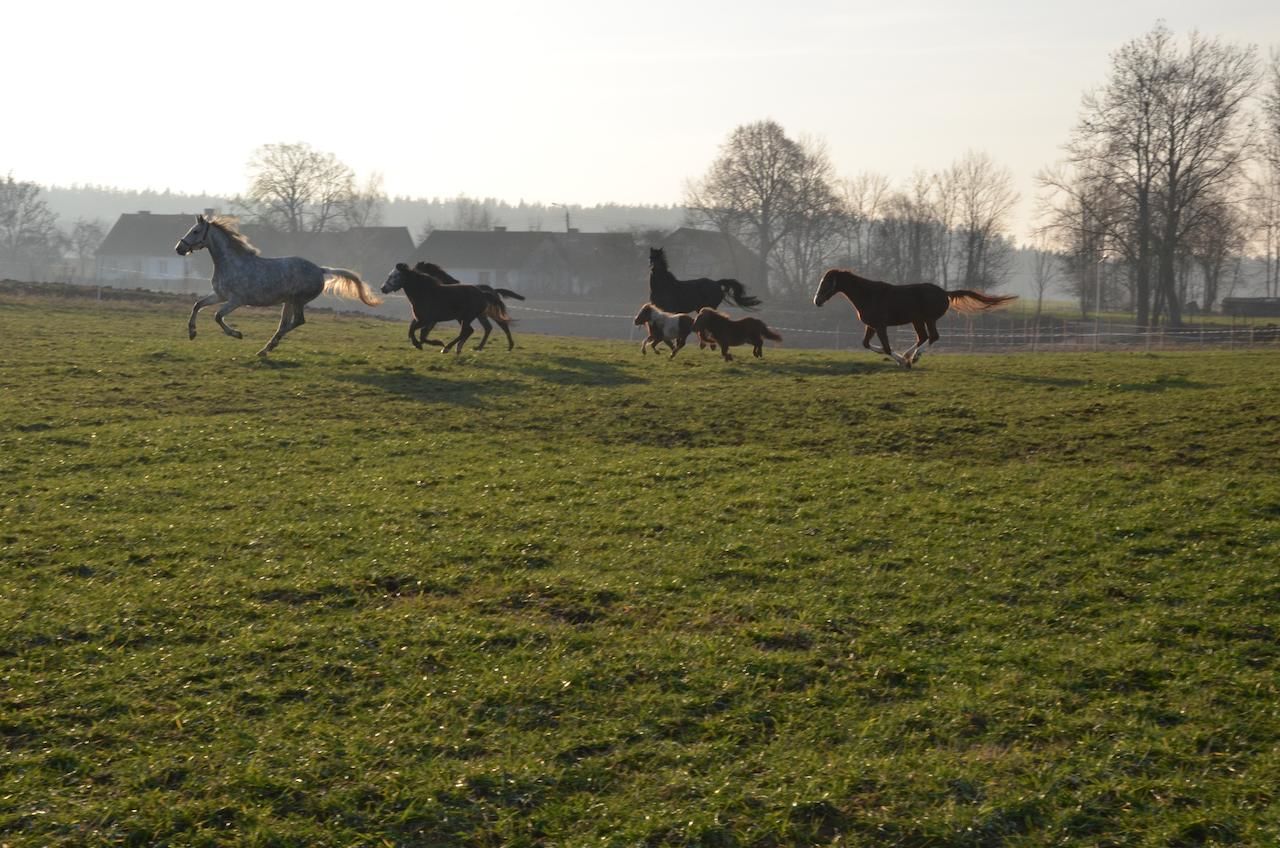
xmin=176 ymin=215 xmax=382 ymax=356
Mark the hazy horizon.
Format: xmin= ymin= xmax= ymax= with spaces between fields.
xmin=7 ymin=1 xmax=1277 ymax=239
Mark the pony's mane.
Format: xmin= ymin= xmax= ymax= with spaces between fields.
xmin=206 ymin=216 xmax=261 ymax=256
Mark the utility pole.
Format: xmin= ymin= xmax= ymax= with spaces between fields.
xmin=552 ymin=202 xmax=571 ymax=232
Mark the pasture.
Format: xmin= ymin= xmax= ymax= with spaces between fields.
xmin=1 ymin=287 xmax=1278 ymax=846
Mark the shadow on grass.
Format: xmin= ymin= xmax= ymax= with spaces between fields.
xmin=996 ymin=373 xmax=1208 ymax=392
xmin=340 ymin=368 xmax=523 ymax=406
xmin=521 ymin=354 xmax=646 ymax=386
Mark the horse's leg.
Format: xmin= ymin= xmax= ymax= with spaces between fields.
xmin=874 ymin=326 xmax=910 ymax=368
xmin=908 ymin=320 xmax=940 ymax=364
xmin=862 ymin=325 xmax=906 ymax=366
xmin=188 ymin=292 xmax=224 ymax=340
xmin=903 ymin=320 xmax=929 ymax=363
xmin=257 ymin=302 xmax=297 ymax=356
xmin=474 ymin=316 xmax=493 ymax=351
xmin=408 ymin=319 xmax=424 ymax=349
xmin=670 ymin=336 xmax=686 ymax=359
xmin=753 ymin=335 xmax=764 ymax=358
xmin=496 ymin=318 xmax=515 ymax=351
xmin=213 ymin=297 xmax=244 ymax=339
xmin=443 ymin=321 xmax=474 ymax=354
xmin=719 ymin=337 xmax=733 ymax=361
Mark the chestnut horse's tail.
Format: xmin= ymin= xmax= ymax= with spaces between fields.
xmin=946 ymin=289 xmax=1017 ymax=313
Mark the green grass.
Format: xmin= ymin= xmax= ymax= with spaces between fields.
xmin=1 ymin=290 xmax=1278 ymax=846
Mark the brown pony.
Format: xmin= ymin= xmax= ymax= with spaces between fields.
xmin=813 ymin=269 xmax=1016 ymax=367
xmin=690 ymin=307 xmax=782 ymax=361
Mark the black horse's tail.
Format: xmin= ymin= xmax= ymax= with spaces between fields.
xmin=493 ymin=288 xmax=525 ymax=301
xmin=946 ymin=289 xmax=1017 ymax=312
xmin=760 ymin=324 xmax=782 ymax=342
xmin=720 ymin=279 xmax=761 ymax=310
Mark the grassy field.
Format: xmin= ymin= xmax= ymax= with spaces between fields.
xmin=1 ymin=289 xmax=1278 ymax=847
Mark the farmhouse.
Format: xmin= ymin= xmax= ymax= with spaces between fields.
xmin=412 ymin=228 xmax=644 ymax=298
xmin=96 ymin=212 xmax=414 ymax=293
xmin=95 ymin=212 xmax=213 ymax=290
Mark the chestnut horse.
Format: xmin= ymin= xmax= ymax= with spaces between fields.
xmin=690 ymin=307 xmax=782 ymax=361
xmin=813 ymin=269 xmax=1016 ymax=368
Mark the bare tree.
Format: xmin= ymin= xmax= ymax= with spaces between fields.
xmin=1061 ymin=25 xmax=1256 ymax=326
xmin=69 ymin=218 xmax=106 ymax=281
xmin=943 ymin=151 xmax=1020 ymax=289
xmin=770 ymin=137 xmax=846 ymax=295
xmin=0 ymin=173 xmax=63 ymax=277
xmin=1028 ymin=234 xmax=1062 ymax=345
xmin=451 ymin=196 xmax=503 ymax=231
xmin=343 ymin=172 xmax=387 ymax=229
xmin=238 ymin=142 xmax=357 ymax=234
xmin=872 ymin=172 xmax=943 ymax=284
xmin=685 ymin=120 xmax=840 ymax=292
xmin=837 ymin=171 xmax=891 ymax=269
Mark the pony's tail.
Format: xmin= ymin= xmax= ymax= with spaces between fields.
xmin=323 ymin=268 xmax=382 ymax=306
xmin=946 ymin=289 xmax=1017 ymax=313
xmin=761 ymin=326 xmax=783 ymax=342
xmin=721 ymin=279 xmax=762 ymax=310
xmin=494 ymin=288 xmax=526 ymax=301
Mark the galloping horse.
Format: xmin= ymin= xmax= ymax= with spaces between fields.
xmin=176 ymin=215 xmax=382 ymax=356
xmin=813 ymin=269 xmax=1016 ymax=367
xmin=381 ymin=263 xmax=513 ymax=354
xmin=690 ymin=307 xmax=782 ymax=361
xmin=413 ymin=261 xmax=522 ymax=351
xmin=648 ymin=247 xmax=761 ymax=313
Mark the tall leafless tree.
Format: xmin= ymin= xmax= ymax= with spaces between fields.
xmin=238 ymin=142 xmax=357 ymax=235
xmin=685 ymin=120 xmax=840 ymax=292
xmin=1058 ymin=25 xmax=1256 ymax=326
xmin=837 ymin=171 xmax=891 ymax=270
xmin=946 ymin=151 xmax=1019 ymax=289
xmin=0 ymin=173 xmax=63 ymax=276
xmin=69 ymin=218 xmax=106 ymax=281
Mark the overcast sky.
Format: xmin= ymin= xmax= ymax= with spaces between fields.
xmin=5 ymin=0 xmax=1276 ymax=238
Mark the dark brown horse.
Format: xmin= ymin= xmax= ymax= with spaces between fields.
xmin=813 ymin=269 xmax=1016 ymax=367
xmin=690 ymin=307 xmax=782 ymax=361
xmin=414 ymin=261 xmax=522 ymax=350
xmin=381 ymin=263 xmax=513 ymax=354
xmin=648 ymin=247 xmax=761 ymax=313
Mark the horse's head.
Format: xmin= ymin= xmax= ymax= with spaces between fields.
xmin=381 ymin=263 xmax=410 ymax=294
xmin=175 ymin=215 xmax=211 ymax=256
xmin=633 ymin=303 xmax=652 ymax=325
xmin=813 ymin=269 xmax=841 ymax=306
xmin=648 ymin=247 xmax=667 ymax=271
xmin=690 ymin=307 xmax=713 ymax=332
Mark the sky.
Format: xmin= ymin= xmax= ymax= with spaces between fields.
xmin=4 ymin=0 xmax=1277 ymax=239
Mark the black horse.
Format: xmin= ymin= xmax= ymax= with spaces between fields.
xmin=381 ymin=264 xmax=514 ymax=354
xmin=648 ymin=247 xmax=761 ymax=313
xmin=413 ymin=261 xmax=523 ymax=350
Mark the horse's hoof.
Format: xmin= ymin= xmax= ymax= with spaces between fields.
xmin=231 ymin=331 xmax=243 ymax=340
xmin=188 ymin=329 xmax=196 ymax=340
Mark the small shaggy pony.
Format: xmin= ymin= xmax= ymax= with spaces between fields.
xmin=690 ymin=307 xmax=782 ymax=361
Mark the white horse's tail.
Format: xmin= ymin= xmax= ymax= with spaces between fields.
xmin=322 ymin=268 xmax=382 ymax=306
